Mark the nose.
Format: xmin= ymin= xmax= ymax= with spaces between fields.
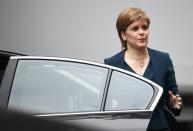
xmin=138 ymin=27 xmax=144 ymax=35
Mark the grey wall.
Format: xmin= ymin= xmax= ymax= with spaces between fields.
xmin=0 ymin=0 xmax=193 ymax=89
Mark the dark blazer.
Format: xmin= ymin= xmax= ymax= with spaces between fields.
xmin=104 ymin=48 xmax=182 ymax=130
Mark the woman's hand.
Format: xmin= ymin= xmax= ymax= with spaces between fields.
xmin=168 ymin=91 xmax=182 ymax=110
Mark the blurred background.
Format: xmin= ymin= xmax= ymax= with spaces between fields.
xmin=0 ymin=0 xmax=192 ymax=130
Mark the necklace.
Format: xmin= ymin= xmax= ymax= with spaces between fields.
xmin=134 ymin=53 xmax=149 ymax=69
xmin=138 ymin=60 xmax=145 ymax=68
xmin=124 ymin=49 xmax=149 ymax=71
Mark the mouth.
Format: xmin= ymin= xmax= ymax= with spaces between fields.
xmin=138 ymin=37 xmax=146 ymax=39
xmin=138 ymin=38 xmax=146 ymax=41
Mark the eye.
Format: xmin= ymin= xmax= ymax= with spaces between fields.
xmin=131 ymin=26 xmax=139 ymax=31
xmin=142 ymin=25 xmax=149 ymax=31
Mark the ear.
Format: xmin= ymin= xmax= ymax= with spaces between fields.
xmin=121 ymin=31 xmax=126 ymax=41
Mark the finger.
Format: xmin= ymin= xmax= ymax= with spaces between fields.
xmin=173 ymin=104 xmax=180 ymax=109
xmin=173 ymin=96 xmax=182 ymax=103
xmin=174 ymin=97 xmax=181 ymax=103
xmin=177 ymin=97 xmax=182 ymax=101
xmin=168 ymin=91 xmax=174 ymax=97
xmin=176 ymin=105 xmax=180 ymax=109
xmin=178 ymin=102 xmax=182 ymax=105
xmin=175 ymin=95 xmax=180 ymax=99
xmin=173 ymin=95 xmax=181 ymax=99
xmin=174 ymin=103 xmax=181 ymax=109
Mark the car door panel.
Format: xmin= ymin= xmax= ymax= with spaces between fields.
xmin=37 ymin=111 xmax=152 ymax=131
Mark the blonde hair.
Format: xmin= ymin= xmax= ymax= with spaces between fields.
xmin=116 ymin=7 xmax=150 ymax=49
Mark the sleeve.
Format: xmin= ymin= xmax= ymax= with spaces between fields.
xmin=104 ymin=58 xmax=108 ymax=64
xmin=166 ymin=54 xmax=183 ymax=116
xmin=104 ymin=58 xmax=111 ymax=65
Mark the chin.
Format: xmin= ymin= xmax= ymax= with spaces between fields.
xmin=137 ymin=43 xmax=147 ymax=48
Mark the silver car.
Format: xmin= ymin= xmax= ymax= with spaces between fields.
xmin=0 ymin=52 xmax=163 ymax=131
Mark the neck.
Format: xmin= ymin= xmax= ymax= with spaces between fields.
xmin=125 ymin=47 xmax=149 ymax=61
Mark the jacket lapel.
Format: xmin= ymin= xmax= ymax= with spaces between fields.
xmin=147 ymin=48 xmax=156 ymax=81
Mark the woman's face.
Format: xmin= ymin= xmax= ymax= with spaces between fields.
xmin=121 ymin=18 xmax=149 ymax=49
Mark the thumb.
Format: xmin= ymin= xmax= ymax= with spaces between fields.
xmin=168 ymin=91 xmax=174 ymax=98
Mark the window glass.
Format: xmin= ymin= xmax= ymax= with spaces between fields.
xmin=105 ymin=71 xmax=153 ymax=110
xmin=8 ymin=60 xmax=107 ymax=114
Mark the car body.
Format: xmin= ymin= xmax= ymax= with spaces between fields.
xmin=0 ymin=110 xmax=101 ymax=131
xmin=0 ymin=51 xmax=164 ymax=131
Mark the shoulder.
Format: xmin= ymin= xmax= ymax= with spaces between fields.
xmin=148 ymin=48 xmax=171 ymax=62
xmin=104 ymin=50 xmax=124 ymax=66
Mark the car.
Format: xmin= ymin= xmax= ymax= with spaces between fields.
xmin=0 ymin=110 xmax=101 ymax=131
xmin=0 ymin=50 xmax=164 ymax=131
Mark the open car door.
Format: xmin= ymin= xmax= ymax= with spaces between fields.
xmin=0 ymin=56 xmax=163 ymax=131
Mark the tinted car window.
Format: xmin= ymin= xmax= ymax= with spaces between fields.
xmin=105 ymin=71 xmax=154 ymax=110
xmin=8 ymin=60 xmax=108 ymax=114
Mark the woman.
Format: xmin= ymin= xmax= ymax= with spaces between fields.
xmin=104 ymin=7 xmax=182 ymax=131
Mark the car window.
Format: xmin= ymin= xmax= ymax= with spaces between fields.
xmin=8 ymin=60 xmax=108 ymax=114
xmin=105 ymin=71 xmax=154 ymax=110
